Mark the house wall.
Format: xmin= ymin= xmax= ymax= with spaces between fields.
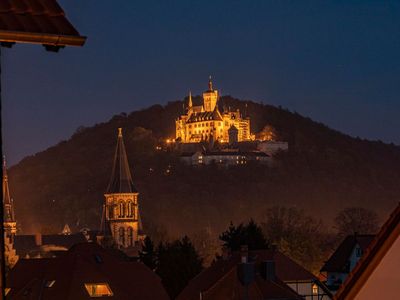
xmin=354 ymin=235 xmax=400 ymax=300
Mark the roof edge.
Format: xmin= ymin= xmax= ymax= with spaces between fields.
xmin=0 ymin=31 xmax=86 ymax=47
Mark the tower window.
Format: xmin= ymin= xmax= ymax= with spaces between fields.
xmin=119 ymin=227 xmax=125 ymax=246
xmin=127 ymin=227 xmax=134 ymax=247
xmin=119 ymin=202 xmax=124 ymax=218
xmin=127 ymin=201 xmax=133 ymax=217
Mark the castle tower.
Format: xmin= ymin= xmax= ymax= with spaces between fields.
xmin=3 ymin=156 xmax=16 ymax=242
xmin=203 ymin=76 xmax=219 ymax=112
xmin=101 ymin=128 xmax=143 ymax=250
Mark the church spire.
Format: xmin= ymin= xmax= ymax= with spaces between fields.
xmin=3 ymin=156 xmax=15 ymax=223
xmin=106 ymin=128 xmax=137 ymax=194
xmin=208 ymin=75 xmax=213 ymax=91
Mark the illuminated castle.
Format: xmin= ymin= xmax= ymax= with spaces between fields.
xmin=98 ymin=128 xmax=144 ymax=252
xmin=176 ymin=77 xmax=252 ymax=143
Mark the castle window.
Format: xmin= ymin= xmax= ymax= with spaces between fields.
xmin=119 ymin=227 xmax=125 ymax=246
xmin=127 ymin=227 xmax=134 ymax=247
xmin=206 ymin=122 xmax=209 ymax=126
xmin=84 ymin=283 xmax=113 ymax=297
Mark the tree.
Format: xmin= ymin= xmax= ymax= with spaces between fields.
xmin=262 ymin=206 xmax=333 ymax=274
xmin=334 ymin=207 xmax=380 ymax=238
xmin=150 ymin=236 xmax=203 ymax=299
xmin=139 ymin=236 xmax=157 ymax=270
xmin=219 ymin=219 xmax=268 ymax=251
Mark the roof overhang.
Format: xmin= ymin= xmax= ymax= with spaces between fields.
xmin=0 ymin=30 xmax=86 ymax=47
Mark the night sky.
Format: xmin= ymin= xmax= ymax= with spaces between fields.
xmin=2 ymin=1 xmax=400 ymax=165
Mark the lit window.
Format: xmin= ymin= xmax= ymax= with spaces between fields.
xmin=312 ymin=284 xmax=318 ymax=295
xmin=84 ymin=283 xmax=113 ymax=297
xmin=45 ymin=280 xmax=56 ymax=288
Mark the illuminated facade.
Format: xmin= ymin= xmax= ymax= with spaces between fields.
xmin=99 ymin=128 xmax=144 ymax=250
xmin=176 ymin=77 xmax=252 ymax=143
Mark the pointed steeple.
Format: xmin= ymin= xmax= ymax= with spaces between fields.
xmin=208 ymin=75 xmax=213 ymax=91
xmin=3 ymin=156 xmax=15 ymax=223
xmin=188 ymin=91 xmax=193 ymax=108
xmin=106 ymin=128 xmax=137 ymax=194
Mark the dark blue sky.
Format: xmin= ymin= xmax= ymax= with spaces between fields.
xmin=2 ymin=1 xmax=400 ymax=165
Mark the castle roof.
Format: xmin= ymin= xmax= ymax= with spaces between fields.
xmin=187 ymin=109 xmax=222 ymax=123
xmin=106 ymin=128 xmax=137 ymax=194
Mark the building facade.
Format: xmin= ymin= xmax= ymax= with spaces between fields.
xmin=99 ymin=128 xmax=144 ymax=252
xmin=176 ymin=77 xmax=252 ymax=143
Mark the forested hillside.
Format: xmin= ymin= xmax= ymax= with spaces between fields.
xmin=8 ymin=96 xmax=400 ymax=240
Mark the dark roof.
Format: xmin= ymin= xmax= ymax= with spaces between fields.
xmin=106 ymin=128 xmax=138 ymax=194
xmin=14 ymin=233 xmax=88 ymax=257
xmin=42 ymin=233 xmax=87 ymax=248
xmin=334 ymin=203 xmax=400 ymax=300
xmin=0 ymin=0 xmax=86 ymax=47
xmin=177 ymin=249 xmax=318 ymax=300
xmin=6 ymin=243 xmax=169 ymax=300
xmin=320 ymin=234 xmax=375 ymax=273
xmin=187 ymin=109 xmax=223 ymax=122
xmin=14 ymin=235 xmax=37 ymax=257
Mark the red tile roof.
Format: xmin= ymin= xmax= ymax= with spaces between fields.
xmin=6 ymin=242 xmax=169 ymax=300
xmin=0 ymin=0 xmax=85 ymax=47
xmin=177 ymin=249 xmax=318 ymax=300
xmin=334 ymin=203 xmax=400 ymax=300
xmin=320 ymin=234 xmax=375 ymax=273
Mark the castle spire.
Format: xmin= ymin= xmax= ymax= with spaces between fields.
xmin=3 ymin=156 xmax=15 ymax=223
xmin=106 ymin=128 xmax=137 ymax=194
xmin=208 ymin=75 xmax=213 ymax=91
xmin=188 ymin=91 xmax=193 ymax=108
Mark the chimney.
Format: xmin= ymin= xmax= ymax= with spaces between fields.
xmin=35 ymin=233 xmax=42 ymax=246
xmin=240 ymin=245 xmax=248 ymax=263
xmin=260 ymin=260 xmax=276 ymax=281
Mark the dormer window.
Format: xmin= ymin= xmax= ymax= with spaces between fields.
xmin=84 ymin=283 xmax=113 ymax=297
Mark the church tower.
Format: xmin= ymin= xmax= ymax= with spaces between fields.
xmin=101 ymin=128 xmax=143 ymax=250
xmin=3 ymin=156 xmax=16 ymax=242
xmin=3 ymin=156 xmax=19 ymax=268
xmin=203 ymin=76 xmax=219 ymax=112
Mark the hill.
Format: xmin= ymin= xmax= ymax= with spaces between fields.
xmin=8 ymin=96 xmax=400 ymax=238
